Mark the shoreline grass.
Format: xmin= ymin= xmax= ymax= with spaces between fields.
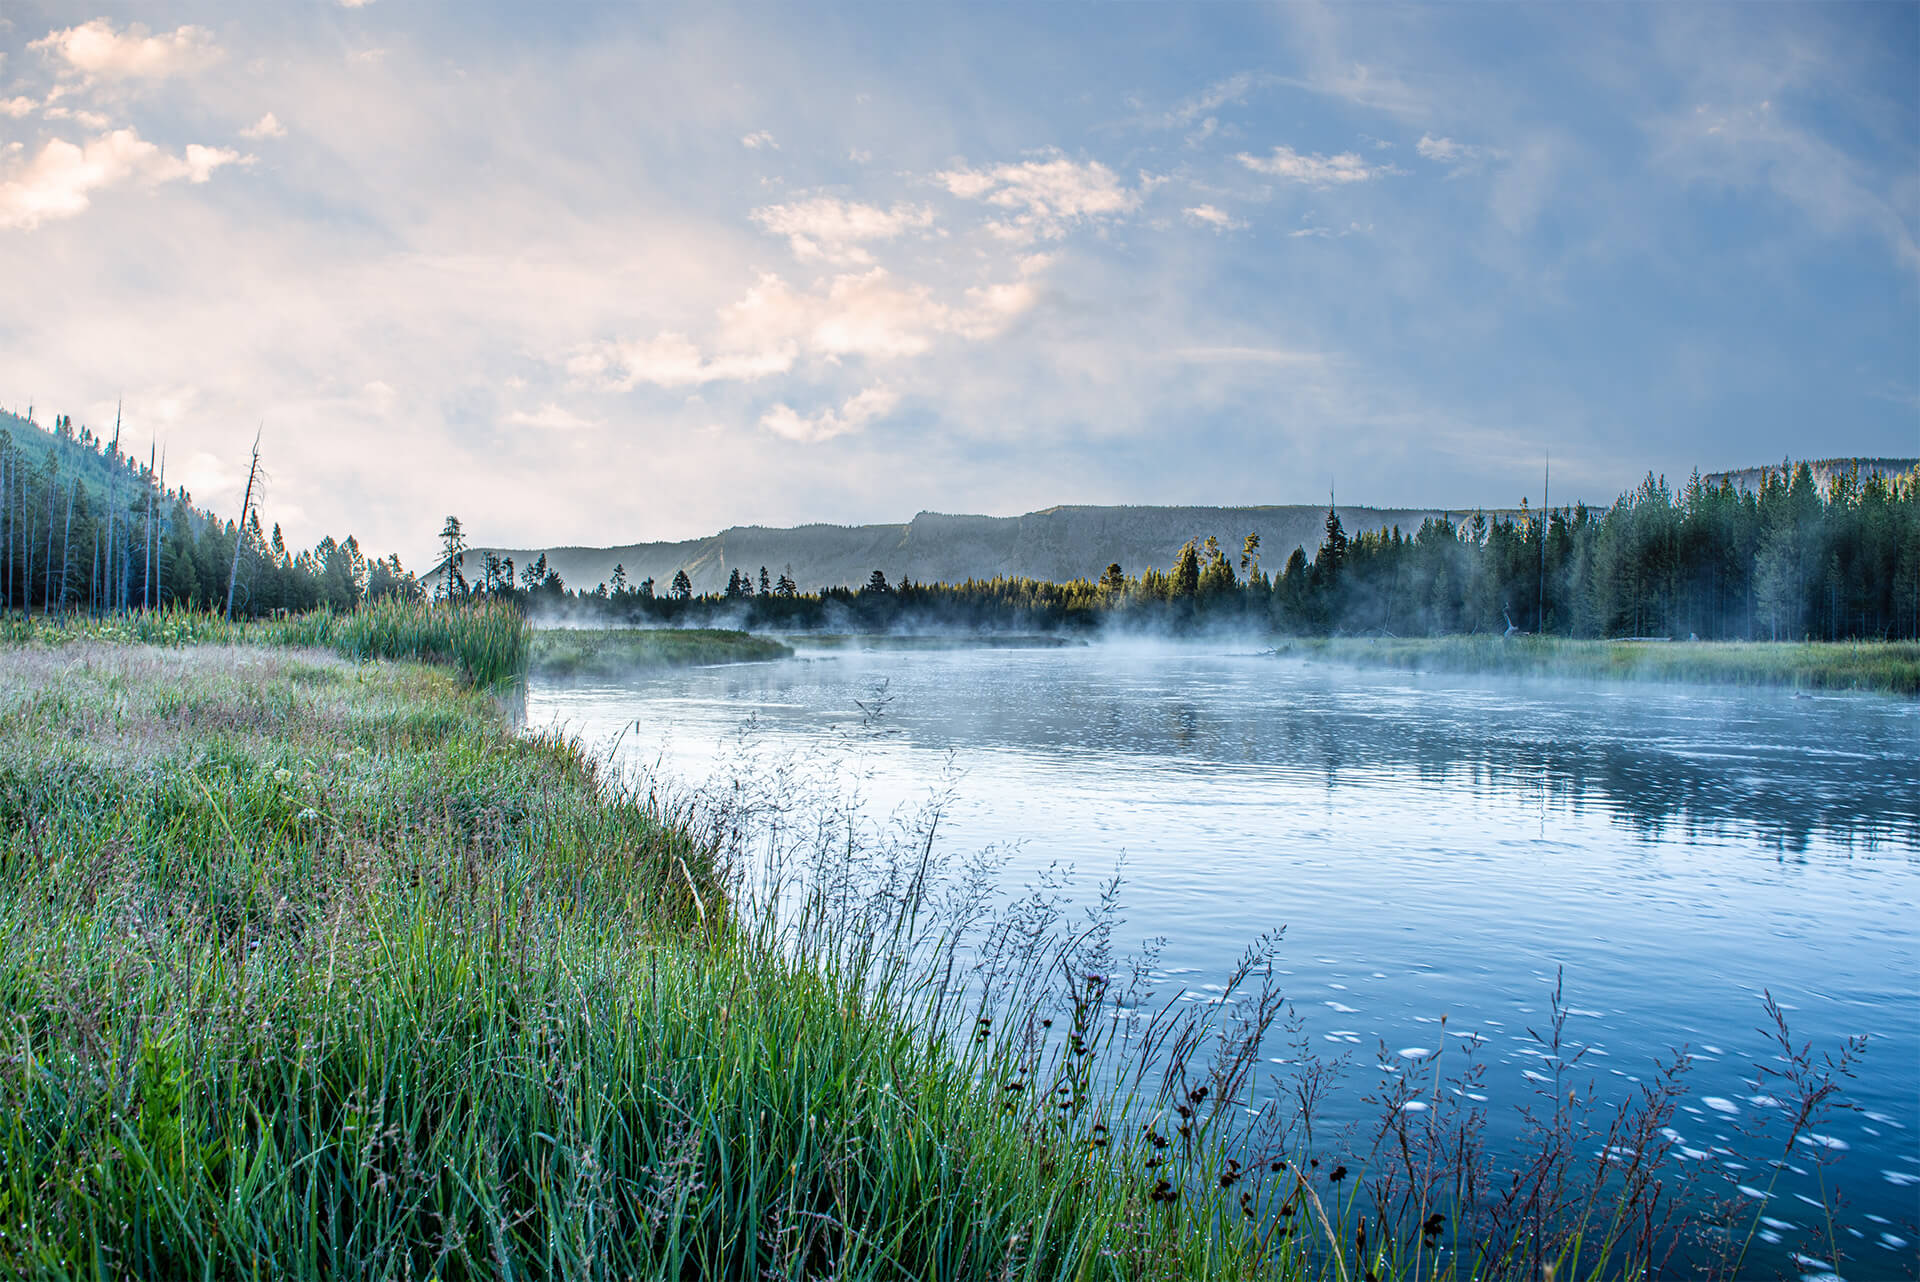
xmin=791 ymin=632 xmax=1078 ymax=651
xmin=1276 ymin=635 xmax=1920 ymax=696
xmin=531 ymin=626 xmax=792 ymax=679
xmin=0 ymin=623 xmax=1272 ymax=1279
xmin=1 ymin=608 xmax=1878 ymax=1279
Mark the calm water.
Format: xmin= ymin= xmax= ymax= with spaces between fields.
xmin=528 ymin=641 xmax=1920 ymax=1270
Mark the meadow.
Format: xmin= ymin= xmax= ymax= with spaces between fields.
xmin=0 ymin=603 xmax=1861 ymax=1279
xmin=1276 ymin=635 xmax=1920 ymax=696
xmin=529 ymin=626 xmax=792 ymax=680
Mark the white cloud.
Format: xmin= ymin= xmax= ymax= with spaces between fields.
xmin=1237 ymin=144 xmax=1392 ymax=186
xmin=568 ymin=331 xmax=796 ymax=390
xmin=572 ymin=261 xmax=1043 ymax=392
xmin=1162 ymin=72 xmax=1270 ymax=128
xmin=750 ymin=196 xmax=935 ymax=264
xmin=1184 ymin=204 xmax=1245 ymax=231
xmin=741 ymin=130 xmax=778 ymax=150
xmin=0 ymin=129 xmax=244 ymax=231
xmin=0 ymin=97 xmax=34 ymax=118
xmin=504 ymin=403 xmax=601 ymax=432
xmin=242 ymin=113 xmax=287 ymax=140
xmin=936 ymin=152 xmax=1145 ymax=241
xmin=1416 ymin=133 xmax=1503 ymax=174
xmin=759 ymin=385 xmax=897 ymax=444
xmin=340 ymin=0 xmax=378 ymax=7
xmin=43 ymin=105 xmax=112 ymax=129
xmin=30 ymin=19 xmax=221 ymax=83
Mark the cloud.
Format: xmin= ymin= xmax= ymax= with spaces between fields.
xmin=43 ymin=105 xmax=112 ymax=129
xmin=750 ymin=196 xmax=935 ymax=264
xmin=759 ymin=385 xmax=898 ymax=443
xmin=0 ymin=129 xmax=244 ymax=231
xmin=567 ymin=331 xmax=796 ymax=390
xmin=1237 ymin=144 xmax=1393 ymax=186
xmin=241 ymin=113 xmax=287 ymax=140
xmin=0 ymin=97 xmax=34 ymax=118
xmin=1163 ymin=71 xmax=1269 ymax=127
xmin=340 ymin=0 xmax=378 ymax=7
xmin=29 ymin=19 xmax=221 ymax=83
xmin=504 ymin=403 xmax=601 ymax=432
xmin=573 ymin=261 xmax=1043 ymax=391
xmin=741 ymin=130 xmax=778 ymax=150
xmin=936 ymin=152 xmax=1145 ymax=241
xmin=1184 ymin=204 xmax=1245 ymax=231
xmin=1656 ymin=100 xmax=1918 ymax=270
xmin=1172 ymin=345 xmax=1326 ymax=366
xmin=1415 ymin=133 xmax=1503 ymax=175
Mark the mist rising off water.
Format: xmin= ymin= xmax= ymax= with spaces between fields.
xmin=529 ymin=642 xmax=1920 ymax=1265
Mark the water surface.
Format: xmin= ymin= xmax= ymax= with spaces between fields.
xmin=528 ymin=642 xmax=1920 ymax=1270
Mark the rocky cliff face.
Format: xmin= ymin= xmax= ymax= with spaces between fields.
xmin=472 ymin=503 xmax=1456 ymax=596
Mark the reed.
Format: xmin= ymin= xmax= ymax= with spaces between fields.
xmin=0 ymin=625 xmax=1870 ymax=1279
xmin=2 ymin=599 xmax=531 ymax=691
xmin=530 ymin=626 xmax=791 ymax=679
xmin=1280 ymin=635 xmax=1920 ymax=696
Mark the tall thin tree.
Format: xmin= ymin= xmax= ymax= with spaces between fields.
xmin=225 ymin=427 xmax=263 ymax=621
xmin=59 ymin=477 xmax=74 ymax=616
xmin=142 ymin=439 xmax=156 ymax=610
xmin=105 ymin=400 xmax=120 ymax=613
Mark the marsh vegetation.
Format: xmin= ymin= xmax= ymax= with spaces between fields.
xmin=4 ymin=609 xmax=1897 ymax=1277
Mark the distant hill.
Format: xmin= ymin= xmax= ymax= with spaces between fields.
xmin=1704 ymin=457 xmax=1917 ymax=492
xmin=471 ymin=503 xmax=1463 ymax=596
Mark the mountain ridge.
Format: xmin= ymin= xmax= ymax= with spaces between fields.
xmin=471 ymin=502 xmax=1470 ymax=596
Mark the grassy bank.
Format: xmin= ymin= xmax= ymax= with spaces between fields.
xmin=792 ymin=633 xmax=1078 ymax=651
xmin=0 ymin=598 xmax=531 ymax=691
xmin=531 ymin=626 xmax=792 ymax=679
xmin=0 ymin=610 xmax=1849 ymax=1279
xmin=0 ymin=619 xmax=1288 ymax=1280
xmin=1278 ymin=635 xmax=1920 ymax=695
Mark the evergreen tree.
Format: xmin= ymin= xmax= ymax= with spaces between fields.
xmin=438 ymin=516 xmax=468 ymax=599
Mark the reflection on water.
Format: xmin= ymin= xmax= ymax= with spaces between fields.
xmin=527 ymin=643 xmax=1920 ymax=1268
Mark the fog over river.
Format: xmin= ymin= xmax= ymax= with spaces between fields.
xmin=527 ymin=642 xmax=1920 ymax=1272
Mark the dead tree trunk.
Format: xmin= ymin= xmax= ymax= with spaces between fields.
xmin=224 ymin=428 xmax=262 ymax=622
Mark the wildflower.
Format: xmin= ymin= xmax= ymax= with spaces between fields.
xmin=1329 ymin=1164 xmax=1348 ymax=1184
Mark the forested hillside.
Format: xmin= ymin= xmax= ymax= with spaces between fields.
xmin=467 ymin=503 xmax=1456 ymax=597
xmin=0 ymin=409 xmax=420 ymax=615
xmin=484 ymin=462 xmax=1919 ymax=642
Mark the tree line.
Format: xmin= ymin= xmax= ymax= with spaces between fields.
xmin=450 ymin=461 xmax=1919 ymax=641
xmin=0 ymin=410 xmax=420 ymax=617
xmin=10 ymin=400 xmax=1911 ymax=643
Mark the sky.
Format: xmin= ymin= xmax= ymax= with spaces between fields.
xmin=0 ymin=2 xmax=1915 ymax=566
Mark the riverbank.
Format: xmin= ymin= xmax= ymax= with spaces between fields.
xmin=3 ymin=607 xmax=1855 ymax=1279
xmin=1277 ymin=635 xmax=1920 ymax=695
xmin=0 ymin=614 xmax=1277 ymax=1280
xmin=531 ymin=625 xmax=792 ymax=679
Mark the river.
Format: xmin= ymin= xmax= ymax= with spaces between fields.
xmin=527 ymin=640 xmax=1919 ymax=1273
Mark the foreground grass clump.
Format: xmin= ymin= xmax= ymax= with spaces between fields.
xmin=1281 ymin=635 xmax=1920 ymax=695
xmin=0 ymin=636 xmax=1272 ymax=1280
xmin=0 ymin=598 xmax=531 ymax=691
xmin=531 ymin=626 xmax=792 ymax=679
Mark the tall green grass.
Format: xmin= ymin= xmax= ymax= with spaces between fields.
xmin=2 ymin=599 xmax=531 ymax=690
xmin=0 ymin=624 xmax=1858 ymax=1279
xmin=531 ymin=627 xmax=791 ymax=679
xmin=0 ymin=640 xmax=1285 ymax=1280
xmin=1280 ymin=635 xmax=1920 ymax=695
